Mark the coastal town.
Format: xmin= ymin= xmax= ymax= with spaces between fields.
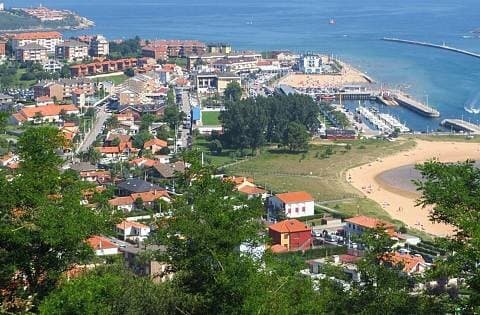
xmin=0 ymin=3 xmax=480 ymax=314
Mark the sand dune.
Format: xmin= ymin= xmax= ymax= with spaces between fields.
xmin=347 ymin=139 xmax=480 ymax=236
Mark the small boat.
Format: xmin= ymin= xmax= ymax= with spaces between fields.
xmin=329 ymin=18 xmax=336 ymax=25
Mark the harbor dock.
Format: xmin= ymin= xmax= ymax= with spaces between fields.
xmin=393 ymin=94 xmax=440 ymax=118
xmin=441 ymin=119 xmax=480 ymax=134
xmin=382 ymin=37 xmax=480 ymax=60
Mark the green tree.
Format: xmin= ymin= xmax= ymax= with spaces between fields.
xmin=166 ymin=88 xmax=176 ymax=107
xmin=124 ymin=68 xmax=135 ymax=77
xmin=208 ymin=139 xmax=223 ymax=155
xmin=0 ymin=127 xmax=112 ymax=312
xmin=282 ymin=122 xmax=310 ymax=152
xmin=105 ymin=116 xmax=119 ymax=130
xmin=0 ymin=112 xmax=9 ymax=134
xmin=224 ymin=81 xmax=242 ymax=102
xmin=81 ymin=146 xmax=102 ymax=165
xmin=415 ymin=160 xmax=480 ymax=312
xmin=133 ymin=131 xmax=153 ymax=149
xmin=163 ymin=105 xmax=184 ymax=130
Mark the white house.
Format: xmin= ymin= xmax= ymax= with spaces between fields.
xmin=109 ymin=196 xmax=135 ymax=212
xmin=86 ymin=235 xmax=119 ymax=256
xmin=268 ymin=191 xmax=315 ymax=219
xmin=299 ymin=53 xmax=327 ymax=74
xmin=116 ymin=220 xmax=151 ymax=242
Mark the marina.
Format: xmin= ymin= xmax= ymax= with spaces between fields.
xmin=356 ymin=105 xmax=409 ymax=134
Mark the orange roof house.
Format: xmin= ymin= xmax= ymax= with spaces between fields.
xmin=143 ymin=138 xmax=168 ymax=153
xmin=381 ymin=252 xmax=427 ymax=274
xmin=268 ymin=219 xmax=312 ymax=252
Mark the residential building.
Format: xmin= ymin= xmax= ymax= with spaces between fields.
xmin=0 ymin=40 xmax=6 ymax=61
xmin=109 ymin=196 xmax=135 ymax=212
xmin=70 ymin=58 xmax=138 ymax=77
xmin=195 ymin=72 xmax=241 ymax=95
xmin=149 ymin=161 xmax=187 ymax=179
xmin=15 ymin=43 xmax=48 ymax=63
xmin=226 ymin=176 xmax=268 ymax=199
xmin=90 ymin=35 xmax=109 ymax=57
xmin=268 ymin=219 xmax=312 ymax=251
xmin=11 ymin=31 xmax=63 ymax=53
xmin=86 ymin=235 xmax=119 ymax=256
xmin=43 ymin=60 xmax=63 ymax=72
xmin=212 ymin=57 xmax=258 ymax=73
xmin=381 ymin=252 xmax=428 ymax=275
xmin=147 ymin=40 xmax=206 ymax=58
xmin=143 ymin=138 xmax=168 ymax=154
xmin=55 ymin=40 xmax=89 ymax=62
xmin=34 ymin=78 xmax=95 ymax=99
xmin=344 ymin=215 xmax=396 ymax=236
xmin=187 ymin=51 xmax=262 ymax=70
xmin=116 ymin=178 xmax=163 ymax=196
xmin=116 ymin=220 xmax=151 ymax=242
xmin=122 ymin=244 xmax=173 ymax=283
xmin=142 ymin=45 xmax=168 ymax=61
xmin=305 ymin=252 xmax=362 ymax=283
xmin=268 ymin=191 xmax=315 ymax=219
xmin=207 ymin=43 xmax=232 ymax=54
xmin=10 ymin=104 xmax=79 ymax=125
xmin=299 ymin=53 xmax=330 ymax=74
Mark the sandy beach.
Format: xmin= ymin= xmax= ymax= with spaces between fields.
xmin=347 ymin=139 xmax=480 ymax=237
xmin=279 ymin=61 xmax=371 ymax=88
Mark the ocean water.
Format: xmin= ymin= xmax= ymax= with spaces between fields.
xmin=11 ymin=0 xmax=480 ymax=131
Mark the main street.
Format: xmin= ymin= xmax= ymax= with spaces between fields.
xmin=76 ymin=104 xmax=111 ymax=153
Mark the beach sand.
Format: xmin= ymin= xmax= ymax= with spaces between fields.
xmin=347 ymin=139 xmax=480 ymax=237
xmin=279 ymin=61 xmax=371 ymax=88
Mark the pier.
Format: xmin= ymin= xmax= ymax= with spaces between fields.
xmin=441 ymin=119 xmax=480 ymax=134
xmin=393 ymin=94 xmax=440 ymax=118
xmin=382 ymin=37 xmax=480 ymax=60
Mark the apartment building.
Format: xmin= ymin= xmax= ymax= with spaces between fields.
xmin=15 ymin=43 xmax=49 ymax=63
xmin=55 ymin=40 xmax=89 ymax=62
xmin=11 ymin=31 xmax=63 ymax=53
xmin=90 ymin=35 xmax=109 ymax=57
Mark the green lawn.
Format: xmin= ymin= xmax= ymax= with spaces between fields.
xmin=192 ymin=136 xmax=238 ymax=167
xmin=227 ymin=139 xmax=415 ymax=201
xmin=202 ymin=111 xmax=221 ymax=126
xmin=97 ymin=74 xmax=129 ymax=85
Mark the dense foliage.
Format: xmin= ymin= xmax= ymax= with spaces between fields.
xmin=109 ymin=37 xmax=142 ymax=59
xmin=220 ymin=94 xmax=319 ymax=153
xmin=0 ymin=127 xmax=114 ymax=312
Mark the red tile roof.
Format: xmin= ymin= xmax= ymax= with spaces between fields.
xmin=237 ymin=185 xmax=266 ymax=195
xmin=116 ymin=220 xmax=149 ymax=230
xmin=86 ymin=235 xmax=118 ymax=250
xmin=16 ymin=104 xmax=78 ymax=119
xmin=269 ymin=219 xmax=311 ymax=234
xmin=275 ymin=191 xmax=314 ymax=204
xmin=108 ymin=196 xmax=133 ymax=206
xmin=345 ymin=216 xmax=395 ymax=230
xmin=144 ymin=138 xmax=168 ymax=149
xmin=382 ymin=252 xmax=426 ymax=273
xmin=13 ymin=31 xmax=62 ymax=40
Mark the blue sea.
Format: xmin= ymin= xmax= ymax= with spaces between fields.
xmin=11 ymin=0 xmax=480 ymax=131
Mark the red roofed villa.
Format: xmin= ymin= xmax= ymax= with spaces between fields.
xmin=344 ymin=215 xmax=395 ymax=236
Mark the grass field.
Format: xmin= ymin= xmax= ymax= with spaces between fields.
xmin=97 ymin=74 xmax=129 ymax=85
xmin=227 ymin=139 xmax=415 ymax=201
xmin=193 ymin=136 xmax=238 ymax=167
xmin=201 ymin=111 xmax=221 ymax=126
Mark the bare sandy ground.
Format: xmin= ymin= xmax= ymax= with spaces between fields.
xmin=279 ymin=62 xmax=371 ymax=88
xmin=347 ymin=139 xmax=480 ymax=237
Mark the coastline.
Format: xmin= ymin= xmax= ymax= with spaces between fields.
xmin=347 ymin=139 xmax=480 ymax=237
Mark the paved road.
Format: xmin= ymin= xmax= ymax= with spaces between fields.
xmin=177 ymin=91 xmax=191 ymax=150
xmin=76 ymin=106 xmax=111 ymax=153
